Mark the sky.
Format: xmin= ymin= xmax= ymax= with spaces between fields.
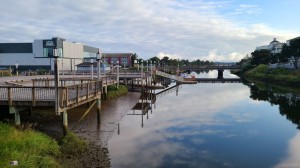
xmin=0 ymin=0 xmax=299 ymax=62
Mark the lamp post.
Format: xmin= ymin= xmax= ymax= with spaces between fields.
xmin=53 ymin=48 xmax=60 ymax=115
xmin=116 ymin=60 xmax=119 ymax=89
xmin=15 ymin=63 xmax=19 ymax=76
xmin=61 ymin=59 xmax=64 ymax=76
xmin=134 ymin=60 xmax=139 ymax=70
xmin=73 ymin=59 xmax=76 ymax=75
xmin=147 ymin=60 xmax=149 ymax=71
xmin=96 ymin=51 xmax=101 ymax=79
xmin=90 ymin=59 xmax=94 ymax=79
xmin=141 ymin=60 xmax=143 ymax=84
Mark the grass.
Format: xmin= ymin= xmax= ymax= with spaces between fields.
xmin=244 ymin=65 xmax=300 ymax=87
xmin=59 ymin=132 xmax=88 ymax=155
xmin=0 ymin=122 xmax=61 ymax=168
xmin=0 ymin=123 xmax=90 ymax=168
xmin=107 ymin=84 xmax=128 ymax=99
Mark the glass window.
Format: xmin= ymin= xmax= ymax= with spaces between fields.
xmin=42 ymin=47 xmax=63 ymax=57
xmin=84 ymin=52 xmax=96 ymax=58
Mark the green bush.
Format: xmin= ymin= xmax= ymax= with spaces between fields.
xmin=0 ymin=123 xmax=61 ymax=168
xmin=252 ymin=64 xmax=269 ymax=73
xmin=107 ymin=84 xmax=128 ymax=99
xmin=59 ymin=132 xmax=88 ymax=155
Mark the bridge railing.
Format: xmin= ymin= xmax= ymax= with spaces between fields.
xmin=0 ymin=80 xmax=103 ymax=109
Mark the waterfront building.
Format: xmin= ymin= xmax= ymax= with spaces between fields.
xmin=0 ymin=37 xmax=99 ymax=72
xmin=256 ymin=37 xmax=300 ymax=69
xmin=102 ymin=53 xmax=133 ymax=67
xmin=77 ymin=53 xmax=134 ymax=71
xmin=255 ymin=38 xmax=284 ymax=54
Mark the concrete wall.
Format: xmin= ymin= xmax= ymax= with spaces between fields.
xmin=0 ymin=53 xmax=49 ymax=66
xmin=60 ymin=41 xmax=85 ymax=71
xmin=33 ymin=40 xmax=44 ymax=57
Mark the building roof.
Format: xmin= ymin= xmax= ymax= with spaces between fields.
xmin=102 ymin=53 xmax=133 ymax=58
xmin=76 ymin=62 xmax=98 ymax=67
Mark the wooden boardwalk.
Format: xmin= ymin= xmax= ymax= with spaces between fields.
xmin=0 ymin=75 xmax=118 ymax=113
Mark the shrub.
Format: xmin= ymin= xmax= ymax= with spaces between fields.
xmin=59 ymin=132 xmax=88 ymax=155
xmin=107 ymin=84 xmax=128 ymax=99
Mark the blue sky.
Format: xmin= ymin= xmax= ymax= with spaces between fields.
xmin=0 ymin=0 xmax=299 ymax=61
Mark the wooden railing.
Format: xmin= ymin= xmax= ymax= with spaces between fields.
xmin=0 ymin=81 xmax=103 ymax=112
xmin=32 ymin=74 xmax=117 ymax=87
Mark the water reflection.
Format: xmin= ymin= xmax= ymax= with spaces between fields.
xmin=108 ymin=71 xmax=299 ymax=168
xmin=274 ymin=132 xmax=300 ymax=168
xmin=245 ymin=82 xmax=300 ymax=129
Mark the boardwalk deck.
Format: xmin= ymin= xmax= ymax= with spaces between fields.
xmin=0 ymin=75 xmax=118 ymax=113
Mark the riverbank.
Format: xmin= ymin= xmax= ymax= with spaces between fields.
xmin=232 ymin=65 xmax=300 ymax=87
xmin=0 ymin=84 xmax=137 ymax=168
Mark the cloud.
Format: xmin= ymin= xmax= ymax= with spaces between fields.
xmin=0 ymin=0 xmax=298 ymax=61
xmin=274 ymin=132 xmax=300 ymax=168
xmin=157 ymin=52 xmax=182 ymax=60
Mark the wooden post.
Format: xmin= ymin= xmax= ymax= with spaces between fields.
xmin=8 ymin=87 xmax=12 ymax=106
xmin=96 ymin=98 xmax=101 ymax=124
xmin=86 ymin=83 xmax=89 ymax=99
xmin=104 ymin=86 xmax=108 ymax=100
xmin=61 ymin=111 xmax=68 ymax=135
xmin=15 ymin=110 xmax=20 ymax=127
xmin=76 ymin=85 xmax=79 ymax=104
xmin=32 ymin=87 xmax=36 ymax=106
xmin=65 ymin=87 xmax=69 ymax=107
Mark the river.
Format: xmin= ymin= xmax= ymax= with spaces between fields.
xmin=106 ymin=70 xmax=300 ymax=168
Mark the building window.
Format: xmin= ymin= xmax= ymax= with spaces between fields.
xmin=121 ymin=58 xmax=127 ymax=64
xmin=84 ymin=52 xmax=96 ymax=58
xmin=43 ymin=47 xmax=63 ymax=57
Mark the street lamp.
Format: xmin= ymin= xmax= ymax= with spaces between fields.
xmin=147 ymin=60 xmax=149 ymax=71
xmin=73 ymin=59 xmax=76 ymax=75
xmin=15 ymin=63 xmax=19 ymax=76
xmin=90 ymin=59 xmax=94 ymax=79
xmin=53 ymin=47 xmax=60 ymax=115
xmin=61 ymin=59 xmax=64 ymax=76
xmin=116 ymin=60 xmax=119 ymax=88
xmin=96 ymin=51 xmax=101 ymax=79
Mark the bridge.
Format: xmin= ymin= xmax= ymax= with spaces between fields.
xmin=160 ymin=65 xmax=241 ymax=79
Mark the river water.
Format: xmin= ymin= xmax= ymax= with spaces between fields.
xmin=107 ymin=70 xmax=300 ymax=168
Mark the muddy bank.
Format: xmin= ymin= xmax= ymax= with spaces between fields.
xmin=23 ymin=92 xmax=140 ymax=168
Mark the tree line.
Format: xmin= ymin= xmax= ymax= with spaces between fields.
xmin=239 ymin=37 xmax=300 ymax=70
xmin=131 ymin=54 xmax=214 ymax=67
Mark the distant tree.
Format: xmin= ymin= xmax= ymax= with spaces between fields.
xmin=160 ymin=56 xmax=169 ymax=65
xmin=149 ymin=56 xmax=160 ymax=65
xmin=250 ymin=49 xmax=271 ymax=65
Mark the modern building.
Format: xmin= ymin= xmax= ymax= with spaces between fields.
xmin=255 ymin=38 xmax=284 ymax=54
xmin=77 ymin=53 xmax=134 ymax=71
xmin=0 ymin=37 xmax=99 ymax=72
xmin=102 ymin=53 xmax=134 ymax=67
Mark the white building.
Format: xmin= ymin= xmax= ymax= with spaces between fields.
xmin=0 ymin=37 xmax=99 ymax=72
xmin=255 ymin=38 xmax=284 ymax=54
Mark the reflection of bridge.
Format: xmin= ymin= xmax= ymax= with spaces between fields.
xmin=195 ymin=78 xmax=241 ymax=83
xmin=161 ymin=65 xmax=241 ymax=79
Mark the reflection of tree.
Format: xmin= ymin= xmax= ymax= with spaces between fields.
xmin=249 ymin=85 xmax=300 ymax=129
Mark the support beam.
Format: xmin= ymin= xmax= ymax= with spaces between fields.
xmin=96 ymin=98 xmax=101 ymax=125
xmin=104 ymin=86 xmax=108 ymax=100
xmin=61 ymin=111 xmax=68 ymax=135
xmin=217 ymin=69 xmax=224 ymax=79
xmin=15 ymin=111 xmax=20 ymax=127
